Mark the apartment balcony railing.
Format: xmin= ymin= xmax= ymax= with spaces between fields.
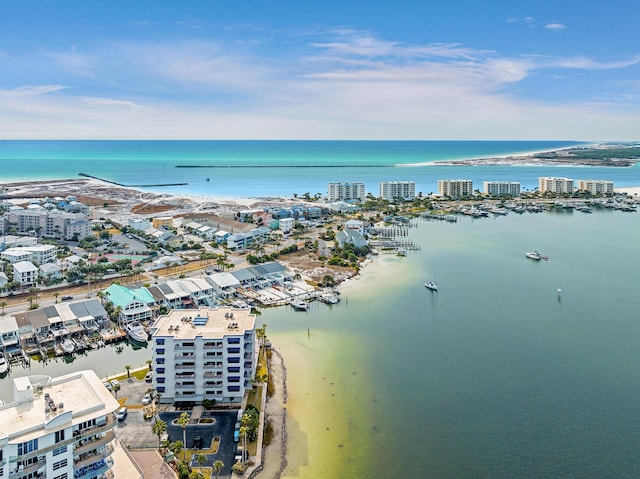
xmin=74 ymin=444 xmax=115 ymax=469
xmin=74 ymin=430 xmax=115 ymax=456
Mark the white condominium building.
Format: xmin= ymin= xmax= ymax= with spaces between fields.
xmin=538 ymin=177 xmax=574 ymax=194
xmin=379 ymin=181 xmax=416 ymax=200
xmin=0 ymin=370 xmax=141 ymax=479
xmin=483 ymin=181 xmax=521 ymax=197
xmin=577 ymin=179 xmax=614 ymax=195
xmin=438 ymin=179 xmax=473 ymax=198
xmin=327 ymin=182 xmax=366 ymax=202
xmin=151 ymin=307 xmax=257 ymax=406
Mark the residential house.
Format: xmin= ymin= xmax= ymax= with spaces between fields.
xmin=12 ymin=261 xmax=39 ymax=287
xmin=103 ymin=283 xmax=155 ymax=324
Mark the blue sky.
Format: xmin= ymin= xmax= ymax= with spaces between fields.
xmin=1 ymin=0 xmax=639 ymax=140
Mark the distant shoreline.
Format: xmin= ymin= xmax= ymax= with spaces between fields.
xmin=426 ymin=143 xmax=640 ymax=168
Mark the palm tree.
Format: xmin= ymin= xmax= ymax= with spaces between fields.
xmin=239 ymin=426 xmax=248 ymax=465
xmin=177 ymin=412 xmax=190 ymax=462
xmin=53 ymin=293 xmax=59 ymax=304
xmin=0 ymin=301 xmax=5 ymax=316
xmin=213 ymin=459 xmax=224 ymax=478
xmin=151 ymin=419 xmax=167 ymax=450
xmin=125 ymin=364 xmax=132 ymax=380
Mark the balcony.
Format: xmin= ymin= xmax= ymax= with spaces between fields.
xmin=74 ymin=444 xmax=114 ymax=470
xmin=74 ymin=416 xmax=116 ymax=443
xmin=175 ymin=364 xmax=196 ymax=370
xmin=74 ymin=430 xmax=115 ymax=456
xmin=11 ymin=456 xmax=46 ymax=479
xmin=74 ymin=457 xmax=114 ymax=479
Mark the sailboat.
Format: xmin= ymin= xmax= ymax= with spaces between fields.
xmin=424 ymin=267 xmax=438 ymax=291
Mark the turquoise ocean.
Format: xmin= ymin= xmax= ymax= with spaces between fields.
xmin=2 ymin=141 xmax=640 ymax=478
xmin=2 ymin=140 xmax=638 ymax=197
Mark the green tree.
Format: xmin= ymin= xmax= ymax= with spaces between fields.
xmin=177 ymin=412 xmax=190 ymax=462
xmin=213 ymin=460 xmax=224 ymax=478
xmin=0 ymin=301 xmax=5 ymax=315
xmin=151 ymin=419 xmax=167 ymax=450
xmin=125 ymin=364 xmax=132 ymax=380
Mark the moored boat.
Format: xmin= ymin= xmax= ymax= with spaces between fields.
xmin=526 ymin=251 xmax=542 ymax=260
xmin=125 ymin=322 xmax=149 ymax=344
xmin=290 ymin=300 xmax=309 ymax=311
xmin=0 ymin=354 xmax=8 ymax=374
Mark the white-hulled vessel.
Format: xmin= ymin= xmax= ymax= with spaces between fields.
xmin=125 ymin=321 xmax=149 ymax=344
xmin=290 ymin=300 xmax=309 ymax=311
xmin=0 ymin=354 xmax=8 ymax=374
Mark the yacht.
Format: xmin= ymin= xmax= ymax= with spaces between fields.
xmin=0 ymin=354 xmax=8 ymax=374
xmin=526 ymin=251 xmax=543 ymax=260
xmin=125 ymin=322 xmax=149 ymax=344
xmin=290 ymin=300 xmax=309 ymax=311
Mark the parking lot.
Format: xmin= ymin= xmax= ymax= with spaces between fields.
xmin=161 ymin=410 xmax=238 ymax=473
xmin=111 ymin=377 xmax=240 ymax=477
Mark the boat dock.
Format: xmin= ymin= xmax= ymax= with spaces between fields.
xmin=100 ymin=328 xmax=127 ymax=344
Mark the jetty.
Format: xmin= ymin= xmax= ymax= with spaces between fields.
xmin=78 ymin=172 xmax=188 ymax=188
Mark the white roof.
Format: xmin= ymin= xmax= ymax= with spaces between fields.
xmin=208 ymin=272 xmax=241 ymax=288
xmin=0 ymin=316 xmax=18 ymax=334
xmin=13 ymin=261 xmax=38 ymax=273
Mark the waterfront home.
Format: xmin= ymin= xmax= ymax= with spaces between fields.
xmin=335 ymin=229 xmax=368 ymax=249
xmin=279 ymin=217 xmax=294 ymax=233
xmin=344 ymin=219 xmax=365 ymax=234
xmin=247 ymin=262 xmax=289 ymax=287
xmin=69 ymin=299 xmax=110 ymax=333
xmin=149 ymin=306 xmax=257 ymax=406
xmin=146 ymin=277 xmax=216 ymax=310
xmin=206 ymin=272 xmax=241 ymax=299
xmin=0 ymin=315 xmax=20 ymax=352
xmin=103 ymin=283 xmax=155 ymax=324
xmin=12 ymin=260 xmax=38 ymax=287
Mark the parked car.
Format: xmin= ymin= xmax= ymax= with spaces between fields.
xmin=192 ymin=436 xmax=203 ymax=449
xmin=61 ymin=295 xmax=73 ymax=301
xmin=233 ymin=429 xmax=240 ymax=442
xmin=110 ymin=379 xmax=120 ymax=388
xmin=142 ymin=393 xmax=152 ymax=405
xmin=145 ymin=371 xmax=153 ymax=382
xmin=103 ymin=381 xmax=112 ymax=391
xmin=116 ymin=407 xmax=127 ymax=421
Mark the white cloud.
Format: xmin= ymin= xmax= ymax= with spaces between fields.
xmin=1 ymin=30 xmax=640 ymax=140
xmin=79 ymin=97 xmax=142 ymax=109
xmin=545 ymin=23 xmax=566 ymax=30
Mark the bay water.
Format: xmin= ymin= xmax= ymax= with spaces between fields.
xmin=260 ymin=210 xmax=640 ymax=478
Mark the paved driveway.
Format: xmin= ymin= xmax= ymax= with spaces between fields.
xmin=160 ymin=411 xmax=238 ymax=476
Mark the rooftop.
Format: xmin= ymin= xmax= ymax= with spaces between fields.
xmin=151 ymin=306 xmax=256 ymax=340
xmin=0 ymin=370 xmax=119 ymax=443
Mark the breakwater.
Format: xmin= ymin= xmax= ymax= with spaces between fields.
xmin=78 ymin=172 xmax=188 ymax=187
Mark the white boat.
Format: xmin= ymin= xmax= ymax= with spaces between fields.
xmin=61 ymin=338 xmax=75 ymax=354
xmin=526 ymin=251 xmax=542 ymax=260
xmin=126 ymin=322 xmax=149 ymax=344
xmin=290 ymin=300 xmax=309 ymax=311
xmin=0 ymin=354 xmax=8 ymax=374
xmin=424 ymin=267 xmax=438 ymax=291
xmin=320 ymin=293 xmax=340 ymax=304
